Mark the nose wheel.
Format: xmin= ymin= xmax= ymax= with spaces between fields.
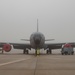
xmin=35 ymin=48 xmax=40 ymax=55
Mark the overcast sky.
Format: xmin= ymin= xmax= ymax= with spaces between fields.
xmin=0 ymin=0 xmax=75 ymax=43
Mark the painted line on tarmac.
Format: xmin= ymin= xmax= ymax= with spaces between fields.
xmin=0 ymin=58 xmax=31 ymax=66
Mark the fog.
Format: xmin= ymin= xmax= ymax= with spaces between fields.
xmin=0 ymin=0 xmax=75 ymax=43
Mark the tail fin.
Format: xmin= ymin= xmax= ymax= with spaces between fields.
xmin=37 ymin=19 xmax=39 ymax=32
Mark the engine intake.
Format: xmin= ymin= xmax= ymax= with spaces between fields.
xmin=3 ymin=44 xmax=12 ymax=52
xmin=64 ymin=43 xmax=72 ymax=48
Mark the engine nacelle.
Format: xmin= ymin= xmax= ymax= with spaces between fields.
xmin=63 ymin=43 xmax=72 ymax=48
xmin=61 ymin=43 xmax=74 ymax=55
xmin=3 ymin=44 xmax=12 ymax=52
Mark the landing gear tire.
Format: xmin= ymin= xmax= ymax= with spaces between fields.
xmin=23 ymin=49 xmax=26 ymax=54
xmin=46 ymin=50 xmax=52 ymax=54
xmin=35 ymin=50 xmax=37 ymax=56
xmin=71 ymin=52 xmax=74 ymax=55
xmin=61 ymin=53 xmax=64 ymax=55
xmin=49 ymin=50 xmax=52 ymax=54
xmin=65 ymin=52 xmax=68 ymax=55
xmin=23 ymin=49 xmax=29 ymax=54
xmin=2 ymin=50 xmax=3 ymax=54
xmin=46 ymin=50 xmax=49 ymax=54
xmin=26 ymin=50 xmax=29 ymax=54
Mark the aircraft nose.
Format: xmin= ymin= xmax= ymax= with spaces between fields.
xmin=34 ymin=37 xmax=41 ymax=45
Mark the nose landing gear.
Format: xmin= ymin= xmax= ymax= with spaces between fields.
xmin=35 ymin=48 xmax=40 ymax=56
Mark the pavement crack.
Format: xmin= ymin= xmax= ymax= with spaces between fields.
xmin=33 ymin=56 xmax=38 ymax=75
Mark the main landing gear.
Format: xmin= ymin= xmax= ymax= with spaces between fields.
xmin=46 ymin=49 xmax=52 ymax=54
xmin=0 ymin=48 xmax=4 ymax=54
xmin=23 ymin=49 xmax=29 ymax=54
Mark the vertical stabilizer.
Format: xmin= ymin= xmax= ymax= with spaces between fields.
xmin=37 ymin=19 xmax=39 ymax=32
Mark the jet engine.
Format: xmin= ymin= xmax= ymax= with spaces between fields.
xmin=61 ymin=43 xmax=74 ymax=55
xmin=2 ymin=44 xmax=12 ymax=52
xmin=63 ymin=43 xmax=72 ymax=47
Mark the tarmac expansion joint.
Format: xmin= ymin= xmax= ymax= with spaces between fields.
xmin=33 ymin=56 xmax=38 ymax=75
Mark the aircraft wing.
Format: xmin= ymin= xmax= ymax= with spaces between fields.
xmin=11 ymin=43 xmax=31 ymax=50
xmin=0 ymin=42 xmax=31 ymax=50
xmin=45 ymin=42 xmax=75 ymax=49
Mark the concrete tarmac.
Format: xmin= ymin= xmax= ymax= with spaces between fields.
xmin=0 ymin=50 xmax=75 ymax=75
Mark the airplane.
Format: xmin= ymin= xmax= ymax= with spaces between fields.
xmin=0 ymin=19 xmax=75 ymax=55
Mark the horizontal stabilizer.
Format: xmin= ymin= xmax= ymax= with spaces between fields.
xmin=45 ymin=39 xmax=55 ymax=41
xmin=21 ymin=39 xmax=30 ymax=41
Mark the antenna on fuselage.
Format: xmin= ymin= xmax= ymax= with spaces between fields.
xmin=37 ymin=19 xmax=39 ymax=32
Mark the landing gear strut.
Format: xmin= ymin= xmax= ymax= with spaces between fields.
xmin=35 ymin=48 xmax=40 ymax=56
xmin=35 ymin=50 xmax=37 ymax=55
xmin=46 ymin=48 xmax=52 ymax=54
xmin=0 ymin=49 xmax=4 ymax=54
xmin=49 ymin=49 xmax=52 ymax=54
xmin=2 ymin=49 xmax=4 ymax=54
xmin=23 ymin=49 xmax=29 ymax=54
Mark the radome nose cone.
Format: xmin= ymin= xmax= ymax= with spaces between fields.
xmin=35 ymin=38 xmax=40 ymax=45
